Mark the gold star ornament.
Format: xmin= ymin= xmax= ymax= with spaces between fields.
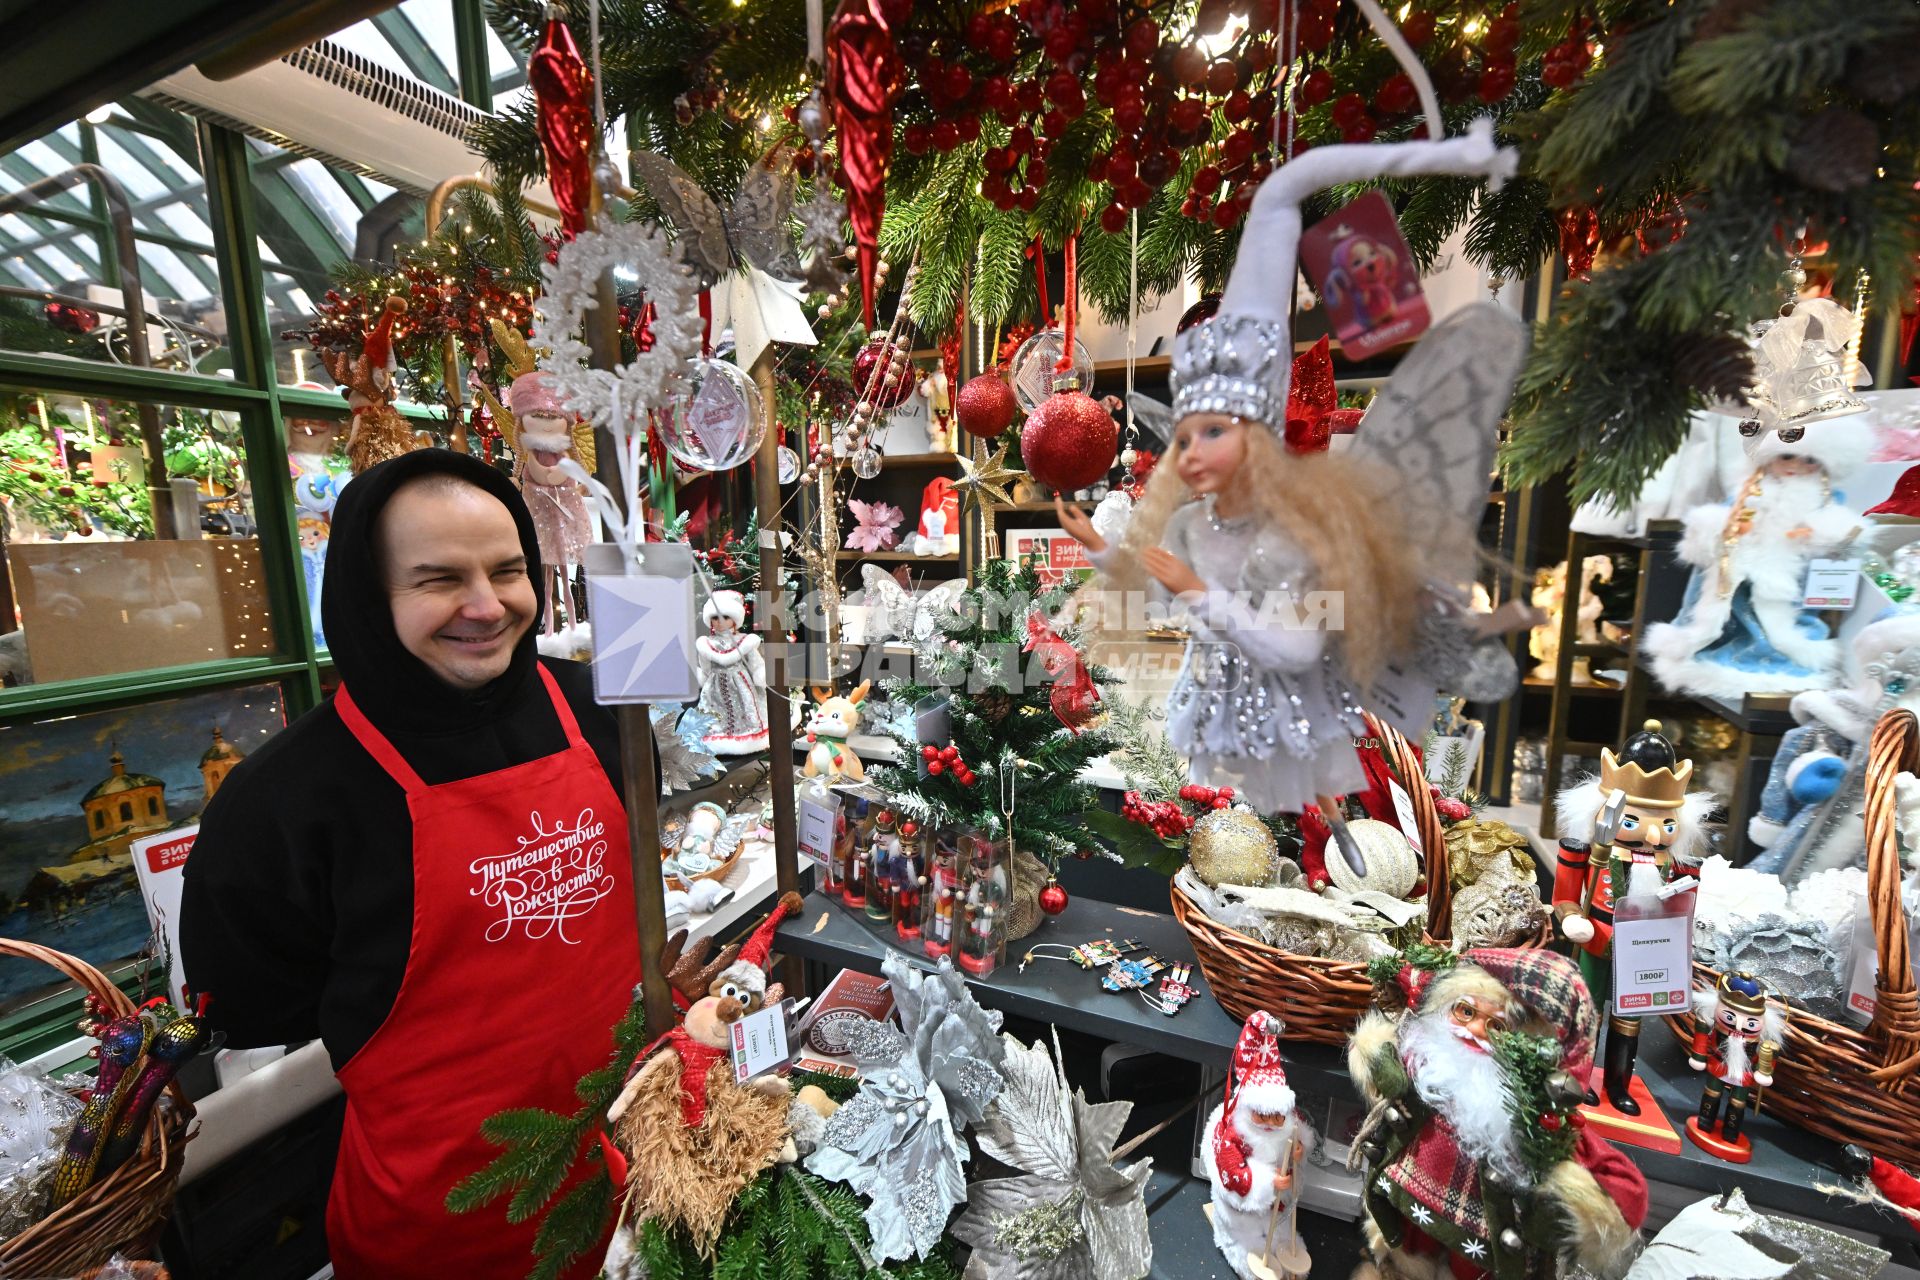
xmin=953 ymin=441 xmax=1027 ymax=514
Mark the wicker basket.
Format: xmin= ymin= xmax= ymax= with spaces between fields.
xmin=0 ymin=940 xmax=196 ymax=1276
xmin=1662 ymin=708 xmax=1920 ymax=1164
xmin=1173 ymin=712 xmax=1549 ymax=1044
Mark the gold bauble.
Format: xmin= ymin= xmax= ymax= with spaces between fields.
xmin=1188 ymin=809 xmax=1280 ymax=888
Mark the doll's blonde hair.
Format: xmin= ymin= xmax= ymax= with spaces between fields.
xmin=1089 ymin=423 xmax=1432 ymax=686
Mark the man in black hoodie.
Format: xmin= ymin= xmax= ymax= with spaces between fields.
xmin=181 ymin=450 xmax=642 ymax=1279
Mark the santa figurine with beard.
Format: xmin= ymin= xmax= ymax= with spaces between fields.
xmin=1348 ymin=948 xmax=1648 ymax=1280
xmin=1643 ymin=420 xmax=1869 ymax=700
xmin=1202 ymin=1011 xmax=1314 ymax=1279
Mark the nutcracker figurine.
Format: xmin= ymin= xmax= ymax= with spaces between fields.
xmin=840 ymin=798 xmax=871 ymax=909
xmin=865 ymin=810 xmax=898 ymax=923
xmin=890 ymin=819 xmax=924 ymax=940
xmin=1687 ymin=971 xmax=1786 ymax=1161
xmin=1555 ymin=720 xmax=1713 ymax=1115
xmin=922 ymin=834 xmax=962 ymax=958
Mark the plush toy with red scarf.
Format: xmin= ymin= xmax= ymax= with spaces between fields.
xmin=606 ymin=892 xmax=805 ymax=1254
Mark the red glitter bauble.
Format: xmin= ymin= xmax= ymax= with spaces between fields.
xmin=1177 ymin=295 xmax=1221 ymax=333
xmin=851 ymin=337 xmax=915 ymax=409
xmin=1038 ymin=881 xmax=1069 ymax=915
xmin=955 ymin=371 xmax=1018 ymax=438
xmin=1021 ymin=390 xmax=1116 ymax=492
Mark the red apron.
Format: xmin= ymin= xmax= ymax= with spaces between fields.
xmin=327 ymin=666 xmax=640 ymax=1279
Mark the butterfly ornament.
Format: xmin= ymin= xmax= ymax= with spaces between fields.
xmin=859 ymin=564 xmax=966 ymax=643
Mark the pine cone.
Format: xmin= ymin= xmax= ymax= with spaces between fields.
xmin=1676 ymin=330 xmax=1756 ymax=406
xmin=972 ymin=689 xmax=1013 ymax=723
xmin=1789 ymin=109 xmax=1880 ymax=192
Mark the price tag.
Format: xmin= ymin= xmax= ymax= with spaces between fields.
xmin=1803 ymin=558 xmax=1861 ymax=609
xmin=797 ymin=790 xmax=841 ymax=869
xmin=730 ymin=1000 xmax=792 ymax=1083
xmin=1845 ymin=891 xmax=1879 ymax=1026
xmin=1610 ymin=897 xmax=1695 ymax=1017
xmin=1386 ymin=777 xmax=1424 ymax=855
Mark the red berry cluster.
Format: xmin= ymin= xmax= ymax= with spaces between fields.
xmin=1541 ymin=18 xmax=1594 ymax=89
xmin=1122 ymin=790 xmax=1193 ymax=838
xmin=1430 ymin=786 xmax=1473 ymax=822
xmin=1179 ymin=783 xmax=1237 ymax=810
xmin=921 ymin=742 xmax=978 ymax=787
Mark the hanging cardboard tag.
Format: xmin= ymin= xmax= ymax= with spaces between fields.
xmin=730 ymin=998 xmax=793 ymax=1083
xmin=1610 ymin=893 xmax=1695 ymax=1017
xmin=1299 ymin=191 xmax=1430 ymax=360
xmin=1802 ymin=558 xmax=1862 ymax=609
xmin=584 ymin=542 xmax=700 ymax=703
xmin=797 ymin=789 xmax=841 ymax=869
xmin=1386 ymin=777 xmax=1424 ymax=855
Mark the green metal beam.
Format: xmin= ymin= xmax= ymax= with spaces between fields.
xmin=452 ymin=0 xmax=494 ymax=111
xmin=0 ymin=657 xmax=314 ymax=723
xmin=0 ymin=350 xmax=270 ymax=406
xmin=370 ymin=9 xmax=459 ymax=96
xmin=200 ymin=120 xmax=321 ymax=709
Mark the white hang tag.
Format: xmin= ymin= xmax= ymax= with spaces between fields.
xmin=1802 ymin=558 xmax=1862 ymax=609
xmin=1610 ymin=893 xmax=1696 ymax=1018
xmin=730 ymin=999 xmax=793 ymax=1083
xmin=1845 ymin=890 xmax=1879 ymax=1026
xmin=1386 ymin=776 xmax=1424 ymax=855
xmin=797 ymin=790 xmax=841 ymax=869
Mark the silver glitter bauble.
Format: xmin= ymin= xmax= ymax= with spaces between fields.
xmin=1188 ymin=809 xmax=1280 ymax=888
xmin=852 ymin=444 xmax=883 ymax=479
xmin=1119 ymin=446 xmax=1138 ymax=469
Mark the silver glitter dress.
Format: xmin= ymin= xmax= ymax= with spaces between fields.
xmin=1099 ymin=497 xmax=1372 ymax=812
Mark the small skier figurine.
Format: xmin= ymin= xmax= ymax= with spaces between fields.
xmin=694 ymin=591 xmax=770 ymax=755
xmin=1202 ymin=1011 xmax=1312 ymax=1280
xmin=1687 ymin=971 xmax=1786 ymax=1162
xmin=1555 ymin=719 xmax=1713 ymax=1114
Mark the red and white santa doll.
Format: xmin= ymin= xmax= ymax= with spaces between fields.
xmin=1202 ymin=1011 xmax=1314 ymax=1280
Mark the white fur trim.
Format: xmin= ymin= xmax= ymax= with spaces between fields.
xmin=1233 ymin=1082 xmax=1296 ymax=1117
xmin=717 ymin=959 xmax=767 ymax=994
xmin=1748 ymin=814 xmax=1785 ymax=849
xmin=1744 ymin=417 xmax=1875 ymax=481
xmin=704 ymin=590 xmax=747 ymax=624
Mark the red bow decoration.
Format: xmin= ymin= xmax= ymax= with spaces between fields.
xmin=1283 ymin=337 xmax=1364 ymax=454
xmin=1024 ymin=613 xmax=1100 ymax=733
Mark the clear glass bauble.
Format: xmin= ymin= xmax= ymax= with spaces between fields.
xmin=777 ymin=443 xmax=802 ymax=484
xmin=1008 ymin=327 xmax=1095 ymax=413
xmin=656 ymin=356 xmax=766 ymax=472
xmin=851 ymin=444 xmax=883 ymax=479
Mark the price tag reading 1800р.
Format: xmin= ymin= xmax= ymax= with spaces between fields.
xmin=1610 ymin=899 xmax=1695 ymax=1017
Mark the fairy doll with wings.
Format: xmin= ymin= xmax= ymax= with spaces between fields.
xmin=1059 ymin=116 xmax=1535 ymax=839
xmin=479 ymin=318 xmax=597 ymax=634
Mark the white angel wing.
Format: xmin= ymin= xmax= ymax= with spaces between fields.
xmin=1346 ymin=303 xmax=1526 ymax=579
xmin=913 ymin=580 xmax=967 ymax=641
xmin=859 ymin=563 xmax=916 ymax=639
xmin=1126 ymin=391 xmax=1176 ymax=447
xmin=630 ymin=150 xmax=732 ymax=288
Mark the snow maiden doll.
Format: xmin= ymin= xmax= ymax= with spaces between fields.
xmin=1644 ymin=422 xmax=1870 ymax=699
xmin=1059 ymin=118 xmax=1531 ymax=824
xmin=695 ymin=589 xmax=771 ymax=755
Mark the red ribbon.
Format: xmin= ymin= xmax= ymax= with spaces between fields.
xmin=698 ymin=290 xmax=713 ymax=358
xmin=1283 ymin=337 xmax=1363 ymax=454
xmin=1026 ymin=237 xmax=1052 ymax=327
xmin=527 ymin=14 xmax=596 ymax=235
xmin=1055 ymin=232 xmax=1078 ymax=374
xmin=1023 ymin=613 xmax=1100 ymax=733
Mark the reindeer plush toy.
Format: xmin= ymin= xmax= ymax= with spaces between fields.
xmin=803 ymin=681 xmax=870 ymax=782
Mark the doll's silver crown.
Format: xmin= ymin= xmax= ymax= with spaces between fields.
xmin=1170 ymin=315 xmax=1288 ymax=428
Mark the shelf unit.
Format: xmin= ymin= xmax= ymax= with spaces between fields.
xmin=1536 ymin=521 xmax=1685 ymax=839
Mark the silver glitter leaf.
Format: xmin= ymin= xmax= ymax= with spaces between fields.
xmin=1622 ymin=1188 xmax=1889 ymax=1280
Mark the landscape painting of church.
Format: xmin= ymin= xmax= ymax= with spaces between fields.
xmin=0 ymin=684 xmax=286 ymax=1004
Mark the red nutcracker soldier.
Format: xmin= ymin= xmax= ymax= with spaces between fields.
xmin=1555 ymin=720 xmax=1712 ymax=1120
xmin=892 ymin=819 xmax=924 ymax=940
xmin=1687 ymin=971 xmax=1787 ymax=1162
xmin=865 ymin=809 xmax=896 ymax=922
xmin=922 ymin=833 xmax=961 ymax=958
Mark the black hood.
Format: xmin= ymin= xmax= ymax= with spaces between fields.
xmin=321 ymin=449 xmax=544 ymax=734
